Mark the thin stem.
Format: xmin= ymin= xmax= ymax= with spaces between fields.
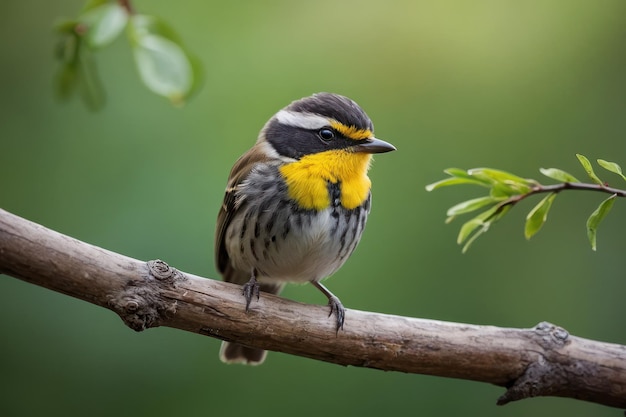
xmin=118 ymin=0 xmax=135 ymax=14
xmin=536 ymin=182 xmax=626 ymax=197
xmin=493 ymin=182 xmax=626 ymax=218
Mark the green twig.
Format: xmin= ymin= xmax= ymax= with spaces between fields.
xmin=427 ymin=156 xmax=626 ymax=252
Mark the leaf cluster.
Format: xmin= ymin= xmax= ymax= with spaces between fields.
xmin=54 ymin=0 xmax=202 ymax=110
xmin=426 ymin=154 xmax=624 ymax=252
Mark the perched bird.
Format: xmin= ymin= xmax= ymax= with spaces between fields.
xmin=215 ymin=92 xmax=395 ymax=364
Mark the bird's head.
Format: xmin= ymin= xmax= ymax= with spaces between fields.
xmin=259 ymin=92 xmax=395 ymax=161
xmin=258 ymin=93 xmax=396 ymax=210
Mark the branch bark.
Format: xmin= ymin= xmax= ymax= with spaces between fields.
xmin=0 ymin=208 xmax=625 ymax=409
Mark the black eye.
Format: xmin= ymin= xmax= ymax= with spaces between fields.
xmin=318 ymin=128 xmax=335 ymax=141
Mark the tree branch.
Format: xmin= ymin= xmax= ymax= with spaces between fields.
xmin=495 ymin=181 xmax=626 ymax=212
xmin=1 ymin=208 xmax=625 ymax=409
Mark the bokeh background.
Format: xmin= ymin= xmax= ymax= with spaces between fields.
xmin=1 ymin=1 xmax=625 ymax=416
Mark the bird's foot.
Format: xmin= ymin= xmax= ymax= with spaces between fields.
xmin=242 ymin=275 xmax=260 ymax=312
xmin=311 ymin=281 xmax=345 ymax=332
xmin=327 ymin=295 xmax=345 ymax=332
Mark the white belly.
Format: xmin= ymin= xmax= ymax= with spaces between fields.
xmin=226 ymin=204 xmax=366 ymax=284
xmin=258 ymin=209 xmax=343 ymax=283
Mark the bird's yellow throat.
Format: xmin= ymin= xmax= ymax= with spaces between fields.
xmin=279 ymin=150 xmax=372 ymax=210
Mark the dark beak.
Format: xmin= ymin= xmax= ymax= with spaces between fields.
xmin=352 ymin=137 xmax=396 ymax=154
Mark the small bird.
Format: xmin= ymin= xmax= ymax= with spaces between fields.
xmin=215 ymin=92 xmax=395 ymax=364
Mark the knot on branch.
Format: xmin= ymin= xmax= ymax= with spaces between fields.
xmin=147 ymin=259 xmax=186 ymax=284
xmin=497 ymin=355 xmax=568 ymax=405
xmin=497 ymin=321 xmax=571 ymax=405
xmin=109 ymin=288 xmax=163 ymax=331
xmin=532 ymin=321 xmax=570 ymax=349
xmin=108 ymin=259 xmax=186 ymax=332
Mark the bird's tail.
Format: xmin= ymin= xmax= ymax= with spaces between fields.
xmin=219 ymin=280 xmax=284 ymax=365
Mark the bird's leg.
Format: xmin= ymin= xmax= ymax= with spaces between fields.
xmin=242 ymin=269 xmax=260 ymax=312
xmin=311 ymin=281 xmax=345 ymax=332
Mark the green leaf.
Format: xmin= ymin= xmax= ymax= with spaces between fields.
xmin=54 ymin=29 xmax=80 ymax=63
xmin=461 ymin=223 xmax=489 ymax=254
xmin=185 ymin=52 xmax=204 ymax=100
xmin=129 ymin=15 xmax=200 ymax=104
xmin=539 ymin=168 xmax=579 ymax=183
xmin=576 ymin=153 xmax=603 ymax=184
xmin=586 ymin=194 xmax=616 ymax=251
xmin=457 ymin=205 xmax=500 ymax=244
xmin=53 ymin=19 xmax=105 ymax=110
xmin=54 ymin=61 xmax=79 ymax=101
xmin=54 ymin=34 xmax=82 ymax=102
xmin=425 ymin=176 xmax=488 ymax=191
xmin=54 ymin=18 xmax=79 ymax=35
xmin=444 ymin=168 xmax=491 ymax=185
xmin=457 ymin=205 xmax=512 ymax=253
xmin=597 ymin=159 xmax=626 ymax=182
xmin=443 ymin=168 xmax=470 ymax=177
xmin=488 ymin=182 xmax=523 ymax=198
xmin=128 ymin=14 xmax=182 ymax=44
xmin=79 ymin=3 xmax=128 ymax=49
xmin=468 ymin=168 xmax=532 ymax=195
xmin=445 ymin=215 xmax=456 ymax=224
xmin=77 ymin=48 xmax=106 ymax=111
xmin=468 ymin=168 xmax=532 ymax=186
xmin=425 ymin=168 xmax=495 ymax=191
xmin=458 ymin=216 xmax=486 ymax=246
xmin=132 ymin=34 xmax=192 ymax=103
xmin=524 ymin=192 xmax=557 ymax=239
xmin=446 ymin=196 xmax=498 ymax=217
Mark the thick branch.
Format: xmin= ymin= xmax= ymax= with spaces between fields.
xmin=0 ymin=208 xmax=625 ymax=409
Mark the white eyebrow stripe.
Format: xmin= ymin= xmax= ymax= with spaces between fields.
xmin=275 ymin=110 xmax=330 ymax=130
xmin=257 ymin=140 xmax=297 ymax=163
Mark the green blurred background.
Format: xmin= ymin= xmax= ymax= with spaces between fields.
xmin=1 ymin=0 xmax=625 ymax=416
